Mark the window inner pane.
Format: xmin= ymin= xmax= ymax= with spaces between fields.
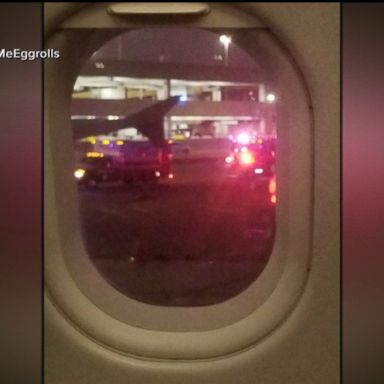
xmin=71 ymin=28 xmax=277 ymax=306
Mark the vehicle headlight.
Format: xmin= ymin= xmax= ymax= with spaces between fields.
xmin=239 ymin=152 xmax=255 ymax=165
xmin=225 ymin=155 xmax=234 ymax=164
xmin=74 ymin=168 xmax=86 ymax=179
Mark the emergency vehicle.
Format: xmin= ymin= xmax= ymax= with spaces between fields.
xmin=224 ymin=133 xmax=277 ymax=204
xmin=74 ymin=137 xmax=173 ymax=187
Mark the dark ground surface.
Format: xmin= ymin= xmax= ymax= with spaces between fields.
xmin=78 ymin=159 xmax=275 ymax=306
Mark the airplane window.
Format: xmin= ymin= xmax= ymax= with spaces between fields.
xmin=70 ymin=28 xmax=277 ymax=306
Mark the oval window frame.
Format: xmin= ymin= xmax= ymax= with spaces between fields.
xmin=45 ymin=3 xmax=313 ymax=360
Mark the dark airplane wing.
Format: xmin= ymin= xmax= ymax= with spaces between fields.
xmin=71 ymin=96 xmax=180 ymax=145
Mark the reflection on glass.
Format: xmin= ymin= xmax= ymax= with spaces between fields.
xmin=71 ymin=28 xmax=277 ymax=306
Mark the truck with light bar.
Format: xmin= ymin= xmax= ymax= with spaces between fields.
xmin=74 ymin=137 xmax=173 ymax=187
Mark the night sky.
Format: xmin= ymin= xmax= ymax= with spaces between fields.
xmin=92 ymin=28 xmax=259 ymax=69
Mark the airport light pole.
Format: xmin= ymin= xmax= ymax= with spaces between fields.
xmin=219 ymin=34 xmax=231 ymax=67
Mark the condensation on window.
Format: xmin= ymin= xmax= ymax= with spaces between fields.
xmin=71 ymin=28 xmax=277 ymax=306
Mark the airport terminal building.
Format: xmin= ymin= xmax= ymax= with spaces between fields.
xmin=71 ymin=59 xmax=277 ymax=141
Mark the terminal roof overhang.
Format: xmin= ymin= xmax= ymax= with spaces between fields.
xmin=79 ymin=59 xmax=267 ymax=84
xmin=71 ymin=99 xmax=269 ymax=120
